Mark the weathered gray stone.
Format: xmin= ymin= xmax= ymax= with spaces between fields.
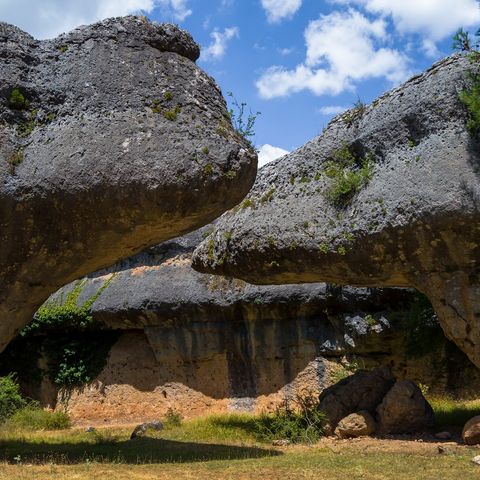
xmin=376 ymin=380 xmax=434 ymax=434
xmin=130 ymin=420 xmax=164 ymax=439
xmin=334 ymin=410 xmax=376 ymax=438
xmin=463 ymin=415 xmax=480 ymax=445
xmin=192 ymin=53 xmax=480 ymax=367
xmin=318 ymin=365 xmax=395 ymax=434
xmin=0 ymin=17 xmax=257 ymax=350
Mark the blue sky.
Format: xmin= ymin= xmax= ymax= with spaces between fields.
xmin=1 ymin=0 xmax=480 ymax=165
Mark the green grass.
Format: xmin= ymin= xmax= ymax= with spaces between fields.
xmin=0 ymin=429 xmax=478 ymax=479
xmin=5 ymin=407 xmax=70 ymax=431
xmin=429 ymin=396 xmax=480 ymax=428
xmin=0 ymin=410 xmax=480 ymax=479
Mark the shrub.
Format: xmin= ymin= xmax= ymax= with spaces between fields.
xmin=227 ymin=92 xmax=260 ymax=144
xmin=254 ymin=396 xmax=326 ymax=444
xmin=453 ymin=27 xmax=480 ymax=135
xmin=164 ymin=408 xmax=183 ymax=428
xmin=19 ymin=276 xmax=117 ymax=398
xmin=459 ymin=72 xmax=480 ymax=136
xmin=0 ymin=374 xmax=28 ymax=422
xmin=6 ymin=406 xmax=71 ymax=430
xmin=8 ymin=88 xmax=28 ymax=110
xmin=323 ymin=145 xmax=373 ymax=205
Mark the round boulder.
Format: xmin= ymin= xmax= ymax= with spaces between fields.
xmin=376 ymin=380 xmax=434 ymax=434
xmin=334 ymin=411 xmax=376 ymax=438
xmin=463 ymin=416 xmax=480 ymax=445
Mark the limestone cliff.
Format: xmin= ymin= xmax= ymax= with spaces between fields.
xmin=3 ymin=228 xmax=477 ymax=424
xmin=192 ymin=54 xmax=480 ymax=367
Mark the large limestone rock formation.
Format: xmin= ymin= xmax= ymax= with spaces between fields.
xmin=0 ymin=17 xmax=256 ymax=350
xmin=192 ymin=54 xmax=480 ymax=367
xmin=5 ymin=227 xmax=479 ymax=423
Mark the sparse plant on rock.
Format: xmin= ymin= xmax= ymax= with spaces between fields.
xmin=227 ymin=92 xmax=260 ymax=145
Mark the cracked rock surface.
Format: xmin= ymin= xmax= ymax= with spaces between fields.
xmin=0 ymin=16 xmax=257 ymax=350
xmin=192 ymin=54 xmax=480 ymax=367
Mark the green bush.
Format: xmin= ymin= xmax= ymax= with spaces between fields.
xmin=164 ymin=408 xmax=183 ymax=428
xmin=459 ymin=71 xmax=480 ymax=136
xmin=452 ymin=26 xmax=480 ymax=136
xmin=8 ymin=88 xmax=29 ymax=110
xmin=0 ymin=374 xmax=28 ymax=422
xmin=254 ymin=396 xmax=326 ymax=444
xmin=6 ymin=406 xmax=70 ymax=430
xmin=323 ymin=145 xmax=373 ymax=205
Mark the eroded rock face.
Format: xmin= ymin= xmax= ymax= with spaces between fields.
xmin=0 ymin=17 xmax=257 ymax=350
xmin=376 ymin=380 xmax=434 ymax=434
xmin=192 ymin=54 xmax=480 ymax=367
xmin=4 ymin=228 xmax=480 ymax=423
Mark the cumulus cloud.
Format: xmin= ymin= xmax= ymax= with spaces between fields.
xmin=333 ymin=0 xmax=480 ymax=48
xmin=201 ymin=27 xmax=239 ymax=61
xmin=256 ymin=9 xmax=409 ymax=99
xmin=261 ymin=0 xmax=302 ymax=23
xmin=258 ymin=144 xmax=289 ymax=167
xmin=318 ymin=105 xmax=348 ymax=115
xmin=0 ymin=0 xmax=192 ymax=39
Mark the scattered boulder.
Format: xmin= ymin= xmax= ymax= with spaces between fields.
xmin=192 ymin=53 xmax=480 ymax=368
xmin=318 ymin=366 xmax=395 ymax=433
xmin=472 ymin=455 xmax=480 ymax=466
xmin=272 ymin=439 xmax=291 ymax=447
xmin=434 ymin=431 xmax=452 ymax=440
xmin=334 ymin=411 xmax=376 ymax=438
xmin=376 ymin=381 xmax=434 ymax=434
xmin=130 ymin=420 xmax=164 ymax=439
xmin=85 ymin=426 xmax=96 ymax=433
xmin=0 ymin=16 xmax=256 ymax=350
xmin=463 ymin=416 xmax=480 ymax=445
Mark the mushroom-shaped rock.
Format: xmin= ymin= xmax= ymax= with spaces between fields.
xmin=41 ymin=226 xmax=418 ymax=362
xmin=192 ymin=54 xmax=480 ymax=367
xmin=0 ymin=17 xmax=257 ymax=350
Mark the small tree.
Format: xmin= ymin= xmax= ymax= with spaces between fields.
xmin=453 ymin=28 xmax=473 ymax=51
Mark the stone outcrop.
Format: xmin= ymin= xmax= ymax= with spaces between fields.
xmin=318 ymin=366 xmax=395 ymax=433
xmin=376 ymin=381 xmax=434 ymax=434
xmin=192 ymin=54 xmax=480 ymax=367
xmin=319 ymin=368 xmax=433 ymax=435
xmin=463 ymin=416 xmax=480 ymax=445
xmin=3 ymin=227 xmax=479 ymax=424
xmin=334 ymin=411 xmax=376 ymax=438
xmin=0 ymin=17 xmax=256 ymax=350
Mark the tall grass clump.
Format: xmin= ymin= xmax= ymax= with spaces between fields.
xmin=6 ymin=406 xmax=71 ymax=430
xmin=254 ymin=396 xmax=326 ymax=444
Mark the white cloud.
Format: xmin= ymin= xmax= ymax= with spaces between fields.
xmin=333 ymin=0 xmax=480 ymax=42
xmin=160 ymin=0 xmax=192 ymax=21
xmin=261 ymin=0 xmax=302 ymax=23
xmin=258 ymin=144 xmax=289 ymax=167
xmin=256 ymin=9 xmax=409 ymax=99
xmin=201 ymin=27 xmax=239 ymax=61
xmin=278 ymin=47 xmax=294 ymax=56
xmin=318 ymin=105 xmax=348 ymax=115
xmin=0 ymin=0 xmax=192 ymax=39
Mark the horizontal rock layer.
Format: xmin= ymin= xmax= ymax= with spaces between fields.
xmin=192 ymin=54 xmax=480 ymax=367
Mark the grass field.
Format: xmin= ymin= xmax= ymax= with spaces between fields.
xmin=0 ymin=401 xmax=479 ymax=479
